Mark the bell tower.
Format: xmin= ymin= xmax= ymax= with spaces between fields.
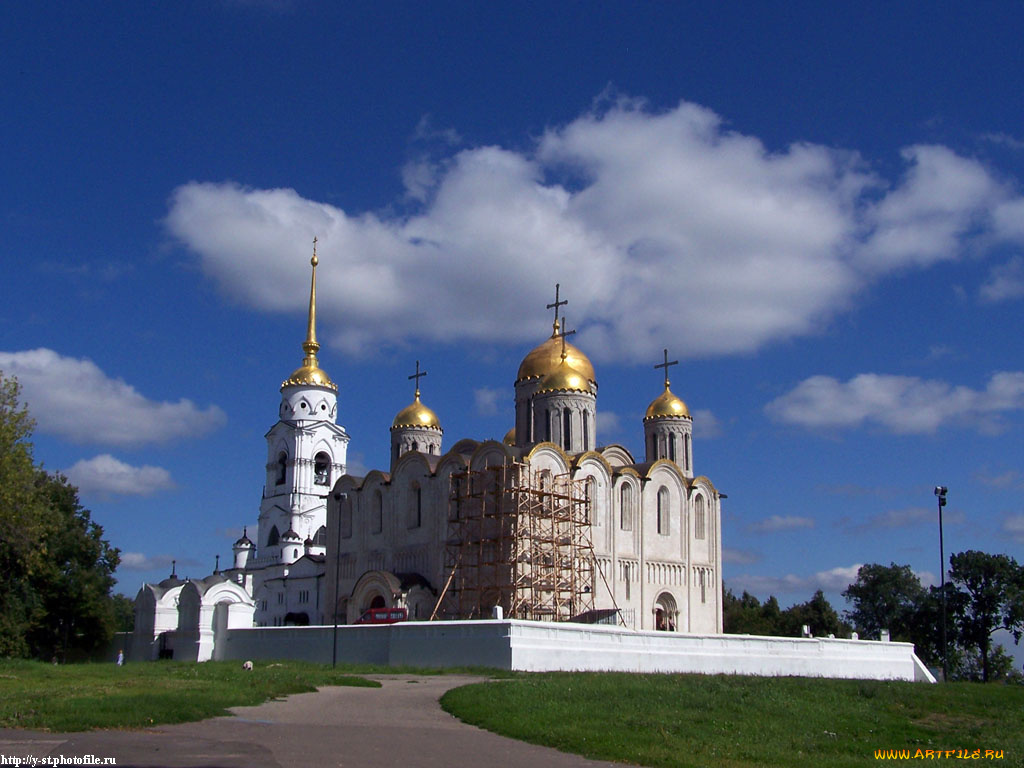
xmin=258 ymin=239 xmax=350 ymax=566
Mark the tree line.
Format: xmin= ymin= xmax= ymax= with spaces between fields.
xmin=725 ymin=555 xmax=1024 ymax=682
xmin=1 ymin=373 xmax=131 ymax=660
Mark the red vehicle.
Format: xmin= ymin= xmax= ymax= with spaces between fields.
xmin=355 ymin=607 xmax=408 ymax=625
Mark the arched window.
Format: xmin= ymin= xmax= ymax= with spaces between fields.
xmin=583 ymin=411 xmax=590 ymax=449
xmin=657 ymin=487 xmax=670 ymax=535
xmin=411 ymin=440 xmax=418 ymax=453
xmin=695 ymin=494 xmax=706 ymax=540
xmin=313 ymin=525 xmax=327 ymax=547
xmin=584 ymin=476 xmax=595 ymax=523
xmin=563 ymin=409 xmax=572 ymax=450
xmin=267 ymin=525 xmax=280 ymax=547
xmin=545 ymin=409 xmax=551 ymax=442
xmin=620 ymin=484 xmax=633 ymax=531
xmin=372 ymin=490 xmax=383 ymax=534
xmin=314 ymin=452 xmax=331 ymax=486
xmin=684 ymin=434 xmax=691 ymax=471
xmin=275 ymin=452 xmax=287 ymax=485
xmin=669 ymin=435 xmax=676 ymax=463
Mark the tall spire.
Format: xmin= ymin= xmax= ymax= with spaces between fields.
xmin=303 ymin=237 xmax=320 ymax=363
xmin=281 ymin=238 xmax=337 ymax=391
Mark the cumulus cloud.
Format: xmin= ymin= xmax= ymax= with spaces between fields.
xmin=64 ymin=455 xmax=175 ymax=497
xmin=975 ymin=469 xmax=1023 ymax=489
xmin=723 ymin=547 xmax=761 ymax=565
xmin=596 ymin=410 xmax=621 ymax=435
xmin=846 ymin=505 xmax=963 ymax=533
xmin=747 ymin=515 xmax=816 ymax=533
xmin=165 ymin=98 xmax=1024 ymax=362
xmin=473 ymin=387 xmax=502 ymax=416
xmin=980 ymin=256 xmax=1024 ymax=303
xmin=766 ymin=371 xmax=1024 ymax=434
xmin=0 ymin=349 xmax=225 ymax=446
xmin=119 ymin=553 xmax=199 ymax=572
xmin=1003 ymin=514 xmax=1024 ymax=543
xmin=692 ymin=409 xmax=721 ymax=439
xmin=729 ymin=564 xmax=863 ymax=597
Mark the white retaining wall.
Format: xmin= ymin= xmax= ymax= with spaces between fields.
xmin=216 ymin=619 xmax=934 ymax=682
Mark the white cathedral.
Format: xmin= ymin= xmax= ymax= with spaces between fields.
xmin=133 ymin=247 xmax=723 ymax=661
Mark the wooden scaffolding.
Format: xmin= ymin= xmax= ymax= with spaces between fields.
xmin=433 ymin=462 xmax=596 ymax=622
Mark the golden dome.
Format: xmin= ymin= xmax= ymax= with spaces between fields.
xmin=392 ymin=394 xmax=442 ymax=431
xmin=283 ymin=362 xmax=336 ymax=390
xmin=517 ymin=322 xmax=596 ymax=384
xmin=503 ymin=427 xmax=515 ymax=446
xmin=538 ymin=357 xmax=591 ymax=395
xmin=645 ymin=385 xmax=690 ymax=420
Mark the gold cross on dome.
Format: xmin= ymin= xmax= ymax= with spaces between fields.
xmin=556 ymin=316 xmax=577 ymax=360
xmin=654 ymin=348 xmax=679 ymax=388
xmin=546 ymin=283 xmax=568 ymax=329
xmin=408 ymin=360 xmax=428 ymax=397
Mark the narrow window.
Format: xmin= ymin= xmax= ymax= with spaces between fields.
xmin=341 ymin=498 xmax=353 ymax=539
xmin=313 ymin=525 xmax=327 ymax=546
xmin=620 ymin=485 xmax=633 ymax=531
xmin=409 ymin=483 xmax=422 ymax=528
xmin=583 ymin=411 xmax=590 ymax=449
xmin=669 ymin=435 xmax=676 ymax=463
xmin=685 ymin=434 xmax=691 ymax=471
xmin=372 ymin=490 xmax=383 ymax=534
xmin=563 ymin=409 xmax=572 ymax=450
xmin=695 ymin=494 xmax=706 ymax=540
xmin=545 ymin=409 xmax=551 ymax=442
xmin=657 ymin=487 xmax=670 ymax=535
xmin=267 ymin=525 xmax=280 ymax=547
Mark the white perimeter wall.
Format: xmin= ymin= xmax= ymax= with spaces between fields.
xmin=216 ymin=619 xmax=934 ymax=683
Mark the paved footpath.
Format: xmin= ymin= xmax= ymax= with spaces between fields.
xmin=0 ymin=675 xmax=626 ymax=768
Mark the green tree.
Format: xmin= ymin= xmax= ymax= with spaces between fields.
xmin=948 ymin=550 xmax=1024 ymax=682
xmin=25 ymin=472 xmax=120 ymax=661
xmin=0 ymin=371 xmax=122 ymax=660
xmin=780 ymin=590 xmax=849 ymax=638
xmin=110 ymin=594 xmax=135 ymax=633
xmin=843 ymin=563 xmax=926 ymax=642
xmin=723 ymin=588 xmax=787 ymax=636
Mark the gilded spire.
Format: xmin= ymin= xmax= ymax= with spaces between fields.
xmin=281 ymin=238 xmax=337 ymax=391
xmin=645 ymin=349 xmax=688 ymax=420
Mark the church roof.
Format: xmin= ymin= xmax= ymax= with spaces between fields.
xmin=517 ymin=320 xmax=596 ymax=384
xmin=537 ymin=356 xmax=591 ymax=395
xmin=645 ymin=384 xmax=690 ymax=420
xmin=392 ymin=393 xmax=442 ymax=430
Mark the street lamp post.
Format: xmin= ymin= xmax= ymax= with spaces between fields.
xmin=934 ymin=485 xmax=948 ymax=682
xmin=331 ymin=491 xmax=348 ymax=668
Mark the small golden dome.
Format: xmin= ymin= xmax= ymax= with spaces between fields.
xmin=517 ymin=323 xmax=596 ymax=384
xmin=392 ymin=394 xmax=442 ymax=430
xmin=503 ymin=427 xmax=515 ymax=446
xmin=282 ymin=363 xmax=337 ymax=391
xmin=538 ymin=358 xmax=591 ymax=395
xmin=645 ymin=385 xmax=690 ymax=420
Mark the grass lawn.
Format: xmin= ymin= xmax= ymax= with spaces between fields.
xmin=441 ymin=673 xmax=1024 ymax=768
xmin=0 ymin=658 xmax=381 ymax=732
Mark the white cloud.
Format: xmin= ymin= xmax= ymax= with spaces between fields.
xmin=729 ymin=563 xmax=863 ymax=597
xmin=766 ymin=371 xmax=1024 ymax=435
xmin=0 ymin=348 xmax=226 ymax=446
xmin=723 ymin=547 xmax=761 ymax=565
xmin=859 ymin=145 xmax=1009 ymax=271
xmin=1003 ymin=514 xmax=1024 ymax=543
xmin=596 ymin=410 xmax=621 ymax=435
xmin=64 ymin=454 xmax=175 ymax=497
xmin=165 ymin=98 xmax=1024 ymax=363
xmin=975 ymin=469 xmax=1023 ymax=489
xmin=473 ymin=386 xmax=502 ymax=416
xmin=980 ymin=256 xmax=1024 ymax=303
xmin=748 ymin=515 xmax=816 ymax=533
xmin=119 ymin=553 xmax=199 ymax=572
xmin=692 ymin=409 xmax=721 ymax=438
xmin=848 ymin=506 xmax=963 ymax=533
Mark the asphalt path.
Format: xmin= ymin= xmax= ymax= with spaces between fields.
xmin=0 ymin=674 xmax=626 ymax=768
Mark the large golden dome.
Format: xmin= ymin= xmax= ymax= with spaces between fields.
xmin=392 ymin=394 xmax=442 ymax=430
xmin=517 ymin=322 xmax=596 ymax=384
xmin=538 ymin=358 xmax=591 ymax=395
xmin=503 ymin=427 xmax=516 ymax=446
xmin=645 ymin=385 xmax=690 ymax=420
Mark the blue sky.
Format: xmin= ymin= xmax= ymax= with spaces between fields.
xmin=3 ymin=3 xmax=1023 ymax=646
